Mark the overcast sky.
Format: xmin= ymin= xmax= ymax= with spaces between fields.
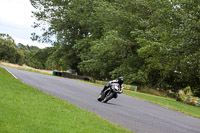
xmin=0 ymin=0 xmax=51 ymax=48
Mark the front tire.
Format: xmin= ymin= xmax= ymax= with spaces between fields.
xmin=97 ymin=94 xmax=103 ymax=101
xmin=103 ymin=91 xmax=114 ymax=103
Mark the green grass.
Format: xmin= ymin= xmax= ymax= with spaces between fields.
xmin=0 ymin=68 xmax=131 ymax=133
xmin=124 ymin=90 xmax=200 ymax=118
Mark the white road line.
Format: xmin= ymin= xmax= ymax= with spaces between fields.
xmin=5 ymin=68 xmax=18 ymax=79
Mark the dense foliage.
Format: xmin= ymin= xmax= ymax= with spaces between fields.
xmin=0 ymin=34 xmax=24 ymax=65
xmin=18 ymin=43 xmax=55 ymax=70
xmin=0 ymin=34 xmax=53 ymax=70
xmin=28 ymin=0 xmax=200 ymax=96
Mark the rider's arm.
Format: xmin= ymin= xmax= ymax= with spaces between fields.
xmin=109 ymin=80 xmax=118 ymax=84
xmin=119 ymin=84 xmax=124 ymax=93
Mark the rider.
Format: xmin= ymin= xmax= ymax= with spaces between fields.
xmin=101 ymin=77 xmax=124 ymax=97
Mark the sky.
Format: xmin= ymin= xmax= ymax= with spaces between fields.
xmin=0 ymin=0 xmax=52 ymax=49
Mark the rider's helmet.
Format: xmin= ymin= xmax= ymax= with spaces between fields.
xmin=118 ymin=77 xmax=124 ymax=85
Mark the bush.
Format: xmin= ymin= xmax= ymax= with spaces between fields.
xmin=183 ymin=86 xmax=193 ymax=96
xmin=176 ymin=90 xmax=186 ymax=102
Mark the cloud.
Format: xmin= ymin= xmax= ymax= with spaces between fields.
xmin=13 ymin=36 xmax=51 ymax=49
xmin=0 ymin=0 xmax=35 ymax=28
xmin=0 ymin=0 xmax=52 ymax=48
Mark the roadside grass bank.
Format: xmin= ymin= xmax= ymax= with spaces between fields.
xmin=0 ymin=68 xmax=131 ymax=133
xmin=0 ymin=62 xmax=52 ymax=75
xmin=123 ymin=90 xmax=200 ymax=119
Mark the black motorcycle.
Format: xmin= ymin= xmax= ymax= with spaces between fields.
xmin=97 ymin=84 xmax=121 ymax=103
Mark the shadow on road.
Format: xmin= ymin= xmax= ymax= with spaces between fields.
xmin=97 ymin=100 xmax=124 ymax=107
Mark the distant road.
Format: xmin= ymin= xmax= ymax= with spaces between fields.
xmin=3 ymin=66 xmax=200 ymax=133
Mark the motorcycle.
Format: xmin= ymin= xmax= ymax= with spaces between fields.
xmin=97 ymin=83 xmax=121 ymax=103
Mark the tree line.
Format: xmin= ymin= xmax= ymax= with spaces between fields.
xmin=0 ymin=34 xmax=52 ymax=70
xmin=0 ymin=34 xmax=24 ymax=65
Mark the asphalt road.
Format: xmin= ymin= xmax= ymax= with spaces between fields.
xmin=3 ymin=66 xmax=200 ymax=133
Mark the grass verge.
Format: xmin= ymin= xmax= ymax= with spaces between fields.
xmin=0 ymin=68 xmax=131 ymax=133
xmin=123 ymin=90 xmax=200 ymax=119
xmin=0 ymin=62 xmax=52 ymax=75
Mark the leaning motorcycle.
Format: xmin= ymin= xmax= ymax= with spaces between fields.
xmin=97 ymin=84 xmax=121 ymax=103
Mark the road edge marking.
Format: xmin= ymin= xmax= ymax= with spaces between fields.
xmin=5 ymin=68 xmax=18 ymax=79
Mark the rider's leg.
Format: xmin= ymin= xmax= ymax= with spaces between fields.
xmin=101 ymin=84 xmax=110 ymax=93
xmin=113 ymin=93 xmax=118 ymax=98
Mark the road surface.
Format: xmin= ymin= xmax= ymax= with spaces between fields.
xmin=2 ymin=66 xmax=200 ymax=133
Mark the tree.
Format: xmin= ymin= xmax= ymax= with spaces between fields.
xmin=136 ymin=0 xmax=200 ymax=96
xmin=0 ymin=34 xmax=24 ymax=65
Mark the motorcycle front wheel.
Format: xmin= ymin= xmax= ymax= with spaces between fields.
xmin=97 ymin=94 xmax=103 ymax=101
xmin=103 ymin=91 xmax=114 ymax=103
